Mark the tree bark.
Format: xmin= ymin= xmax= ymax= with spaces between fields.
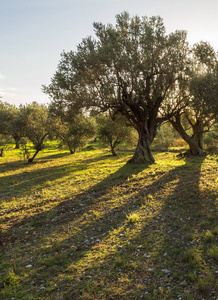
xmin=192 ymin=119 xmax=204 ymax=152
xmin=128 ymin=131 xmax=155 ymax=164
xmin=171 ymin=115 xmax=204 ymax=156
xmin=14 ymin=139 xmax=20 ymax=149
xmin=111 ymin=145 xmax=117 ymax=156
xmin=28 ymin=149 xmax=40 ymax=162
xmin=0 ymin=148 xmax=4 ymax=157
xmin=12 ymin=134 xmax=21 ymax=149
xmin=69 ymin=148 xmax=75 ymax=154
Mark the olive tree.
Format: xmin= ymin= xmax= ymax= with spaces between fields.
xmin=44 ymin=12 xmax=190 ymax=163
xmin=19 ymin=102 xmax=52 ymax=162
xmin=166 ymin=42 xmax=218 ymax=155
xmin=53 ymin=114 xmax=96 ymax=154
xmin=0 ymin=100 xmax=26 ymax=149
xmin=97 ymin=113 xmax=136 ymax=156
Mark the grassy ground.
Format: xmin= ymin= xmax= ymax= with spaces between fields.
xmin=0 ymin=143 xmax=217 ymax=299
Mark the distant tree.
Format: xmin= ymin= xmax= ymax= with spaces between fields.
xmin=9 ymin=106 xmax=26 ymax=149
xmin=53 ymin=114 xmax=96 ymax=154
xmin=43 ymin=12 xmax=190 ymax=163
xmin=0 ymin=134 xmax=9 ymax=157
xmin=20 ymin=102 xmax=52 ymax=162
xmin=0 ymin=100 xmax=11 ymax=135
xmin=97 ymin=113 xmax=136 ymax=156
xmin=0 ymin=100 xmax=25 ymax=149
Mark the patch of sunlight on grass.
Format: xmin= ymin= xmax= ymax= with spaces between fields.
xmin=1 ymin=144 xmax=217 ymax=299
xmin=68 ymin=195 xmax=166 ymax=278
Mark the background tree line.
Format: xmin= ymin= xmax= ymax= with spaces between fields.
xmin=0 ymin=100 xmax=138 ymax=162
xmin=0 ymin=96 xmax=217 ymax=163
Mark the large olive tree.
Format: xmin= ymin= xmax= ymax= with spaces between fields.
xmin=44 ymin=12 xmax=190 ymax=163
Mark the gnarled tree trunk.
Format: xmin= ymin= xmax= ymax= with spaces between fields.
xmin=128 ymin=130 xmax=155 ymax=164
xmin=192 ymin=119 xmax=204 ymax=153
xmin=171 ymin=115 xmax=204 ymax=155
xmin=28 ymin=135 xmax=47 ymax=162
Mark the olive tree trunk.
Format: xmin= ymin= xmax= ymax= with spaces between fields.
xmin=128 ymin=130 xmax=155 ymax=164
xmin=12 ymin=134 xmax=21 ymax=149
xmin=28 ymin=135 xmax=47 ymax=162
xmin=171 ymin=115 xmax=204 ymax=155
xmin=28 ymin=149 xmax=40 ymax=163
xmin=0 ymin=148 xmax=4 ymax=157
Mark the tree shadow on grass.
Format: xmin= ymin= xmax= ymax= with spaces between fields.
xmin=0 ymin=151 xmax=123 ymax=203
xmin=0 ymin=157 xmax=148 ymax=297
xmin=59 ymin=156 xmax=213 ymax=299
xmin=1 ymin=155 xmax=216 ymax=299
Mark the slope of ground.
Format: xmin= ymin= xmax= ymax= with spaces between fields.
xmin=0 ymin=145 xmax=217 ymax=299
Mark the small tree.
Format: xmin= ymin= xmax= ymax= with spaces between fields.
xmin=0 ymin=100 xmax=26 ymax=149
xmin=97 ymin=113 xmax=136 ymax=156
xmin=54 ymin=114 xmax=96 ymax=154
xmin=19 ymin=137 xmax=31 ymax=161
xmin=19 ymin=102 xmax=52 ymax=162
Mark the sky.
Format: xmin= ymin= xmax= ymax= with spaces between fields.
xmin=1 ymin=0 xmax=218 ymax=106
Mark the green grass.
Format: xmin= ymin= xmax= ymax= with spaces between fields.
xmin=207 ymin=244 xmax=218 ymax=262
xmin=0 ymin=142 xmax=217 ymax=299
xmin=127 ymin=212 xmax=140 ymax=223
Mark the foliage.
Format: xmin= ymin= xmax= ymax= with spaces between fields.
xmin=43 ymin=12 xmax=190 ymax=163
xmin=19 ymin=102 xmax=53 ymax=162
xmin=0 ymin=134 xmax=12 ymax=157
xmin=54 ymin=114 xmax=96 ymax=154
xmin=0 ymin=100 xmax=25 ymax=149
xmin=166 ymin=41 xmax=218 ymax=155
xmin=152 ymin=122 xmax=179 ymax=150
xmin=97 ymin=113 xmax=137 ymax=156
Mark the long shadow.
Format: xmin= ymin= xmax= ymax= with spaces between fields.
xmin=0 ymin=151 xmax=69 ymax=174
xmin=0 ymin=149 xmax=106 ymax=175
xmin=1 ymin=160 xmax=147 ymax=242
xmin=0 ymin=152 xmax=115 ymax=202
xmin=54 ymin=156 xmax=209 ymax=298
xmin=0 ymin=158 xmax=148 ymax=297
xmin=0 ymin=161 xmax=146 ymax=297
xmin=2 ymin=155 xmax=215 ymax=299
xmin=59 ymin=156 xmax=210 ymax=299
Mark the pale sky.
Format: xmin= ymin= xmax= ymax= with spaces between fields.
xmin=1 ymin=0 xmax=218 ymax=106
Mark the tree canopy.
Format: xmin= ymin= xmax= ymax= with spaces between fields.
xmin=165 ymin=41 xmax=218 ymax=155
xmin=43 ymin=12 xmax=191 ymax=163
